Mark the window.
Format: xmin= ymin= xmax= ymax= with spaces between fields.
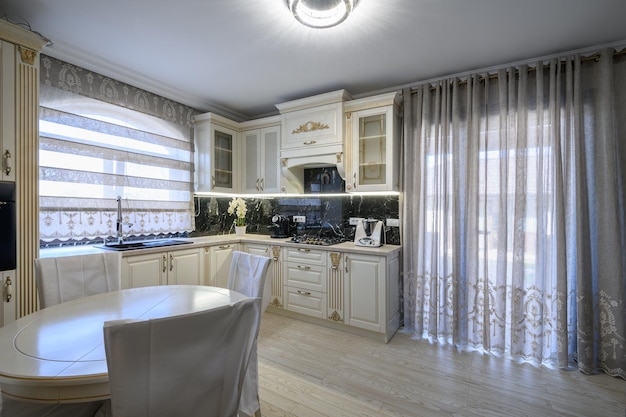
xmin=39 ymin=85 xmax=194 ymax=243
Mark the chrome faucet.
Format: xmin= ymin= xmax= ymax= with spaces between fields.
xmin=116 ymin=196 xmax=133 ymax=244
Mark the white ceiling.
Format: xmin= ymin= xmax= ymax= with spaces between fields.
xmin=2 ymin=0 xmax=626 ymax=121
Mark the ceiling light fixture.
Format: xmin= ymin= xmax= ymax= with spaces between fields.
xmin=288 ymin=0 xmax=358 ymax=29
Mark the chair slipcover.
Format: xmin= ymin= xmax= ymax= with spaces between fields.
xmin=34 ymin=252 xmax=121 ymax=309
xmin=0 ymin=395 xmax=104 ymax=417
xmin=227 ymin=251 xmax=271 ymax=417
xmin=103 ymin=297 xmax=261 ymax=417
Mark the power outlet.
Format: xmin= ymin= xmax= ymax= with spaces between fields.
xmin=349 ymin=217 xmax=364 ymax=225
xmin=386 ymin=218 xmax=400 ymax=227
xmin=293 ymin=215 xmax=306 ymax=223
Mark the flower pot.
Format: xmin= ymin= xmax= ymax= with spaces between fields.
xmin=235 ymin=225 xmax=246 ymax=236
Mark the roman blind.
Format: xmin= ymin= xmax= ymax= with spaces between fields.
xmin=39 ymin=85 xmax=194 ymax=242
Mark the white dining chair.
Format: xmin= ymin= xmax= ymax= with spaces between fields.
xmin=34 ymin=252 xmax=121 ymax=309
xmin=103 ymin=297 xmax=261 ymax=417
xmin=0 ymin=394 xmax=104 ymax=417
xmin=227 ymin=251 xmax=271 ymax=417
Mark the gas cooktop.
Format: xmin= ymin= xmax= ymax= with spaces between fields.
xmin=288 ymin=235 xmax=346 ymax=246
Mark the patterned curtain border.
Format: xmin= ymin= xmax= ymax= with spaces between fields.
xmin=40 ymin=54 xmax=200 ymax=128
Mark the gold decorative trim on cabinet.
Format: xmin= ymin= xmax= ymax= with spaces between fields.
xmin=328 ymin=252 xmax=343 ymax=322
xmin=18 ymin=46 xmax=37 ymax=65
xmin=292 ymin=121 xmax=329 ymax=134
xmin=328 ymin=310 xmax=341 ymax=322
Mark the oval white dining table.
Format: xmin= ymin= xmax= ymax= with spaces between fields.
xmin=0 ymin=285 xmax=247 ymax=404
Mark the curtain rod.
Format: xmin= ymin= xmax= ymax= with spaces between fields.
xmin=413 ymin=46 xmax=626 ymax=91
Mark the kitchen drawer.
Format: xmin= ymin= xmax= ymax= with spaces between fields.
xmin=284 ymin=247 xmax=326 ymax=266
xmin=286 ymin=286 xmax=326 ymax=319
xmin=285 ymin=261 xmax=325 ymax=292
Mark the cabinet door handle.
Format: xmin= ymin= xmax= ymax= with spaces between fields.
xmin=211 ymin=175 xmax=215 ymax=189
xmin=297 ymin=290 xmax=311 ymax=296
xmin=352 ymin=172 xmax=357 ymax=190
xmin=303 ymin=140 xmax=317 ymax=145
xmin=4 ymin=277 xmax=12 ymax=302
xmin=162 ymin=254 xmax=167 ymax=273
xmin=219 ymin=245 xmax=231 ymax=249
xmin=297 ymin=248 xmax=310 ymax=253
xmin=256 ymin=178 xmax=260 ymax=191
xmin=169 ymin=254 xmax=174 ymax=271
xmin=296 ymin=265 xmax=311 ymax=270
xmin=345 ymin=256 xmax=349 ymax=273
xmin=260 ymin=178 xmax=264 ymax=191
xmin=3 ymin=150 xmax=11 ymax=176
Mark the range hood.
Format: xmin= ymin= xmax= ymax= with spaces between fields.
xmin=276 ymin=90 xmax=351 ymax=194
xmin=280 ymin=150 xmax=346 ymax=194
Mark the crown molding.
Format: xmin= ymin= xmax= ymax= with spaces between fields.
xmin=0 ymin=19 xmax=49 ymax=52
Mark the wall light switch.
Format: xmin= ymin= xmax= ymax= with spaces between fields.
xmin=293 ymin=215 xmax=306 ymax=223
xmin=349 ymin=217 xmax=364 ymax=225
xmin=386 ymin=218 xmax=400 ymax=227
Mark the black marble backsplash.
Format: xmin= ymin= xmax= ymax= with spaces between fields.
xmin=191 ymin=194 xmax=401 ymax=245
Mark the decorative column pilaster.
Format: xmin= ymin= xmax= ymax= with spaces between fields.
xmin=0 ymin=21 xmax=48 ymax=317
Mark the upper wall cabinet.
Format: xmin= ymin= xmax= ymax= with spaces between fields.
xmin=240 ymin=116 xmax=281 ymax=194
xmin=276 ymin=89 xmax=351 ymax=158
xmin=344 ymin=92 xmax=402 ymax=192
xmin=193 ymin=113 xmax=240 ymax=193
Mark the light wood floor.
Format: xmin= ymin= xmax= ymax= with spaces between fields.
xmin=255 ymin=313 xmax=626 ymax=417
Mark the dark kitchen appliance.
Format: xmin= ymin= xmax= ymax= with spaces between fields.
xmin=0 ymin=182 xmax=16 ymax=271
xmin=304 ymin=166 xmax=345 ymax=194
xmin=270 ymin=215 xmax=292 ymax=238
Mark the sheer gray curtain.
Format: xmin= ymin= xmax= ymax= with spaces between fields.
xmin=402 ymin=48 xmax=625 ymax=378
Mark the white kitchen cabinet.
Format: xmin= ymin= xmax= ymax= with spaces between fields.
xmin=193 ymin=113 xmax=239 ymax=193
xmin=243 ymin=243 xmax=284 ymax=308
xmin=344 ymin=251 xmax=400 ymax=342
xmin=344 ymin=92 xmax=402 ymax=192
xmin=276 ymin=245 xmax=401 ymax=342
xmin=0 ymin=42 xmax=15 ymax=324
xmin=206 ymin=243 xmax=239 ymax=288
xmin=0 ymin=22 xmax=46 ymax=321
xmin=122 ymin=248 xmax=203 ymax=289
xmin=276 ymin=90 xmax=350 ymax=157
xmin=242 ymin=125 xmax=281 ymax=194
xmin=284 ymin=247 xmax=326 ymax=319
xmin=0 ymin=41 xmax=16 ymax=183
xmin=1 ymin=271 xmax=15 ymax=326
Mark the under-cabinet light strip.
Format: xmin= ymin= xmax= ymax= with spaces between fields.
xmin=193 ymin=191 xmax=401 ymax=198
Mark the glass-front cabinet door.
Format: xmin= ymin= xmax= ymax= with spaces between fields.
xmin=193 ymin=113 xmax=239 ymax=193
xmin=350 ymin=105 xmax=398 ymax=192
xmin=213 ymin=128 xmax=234 ymax=190
xmin=358 ymin=111 xmax=387 ymax=187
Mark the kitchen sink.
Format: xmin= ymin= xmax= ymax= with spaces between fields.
xmin=97 ymin=239 xmax=192 ymax=251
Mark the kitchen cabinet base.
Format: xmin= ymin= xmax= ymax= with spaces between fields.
xmin=266 ymin=305 xmax=400 ymax=343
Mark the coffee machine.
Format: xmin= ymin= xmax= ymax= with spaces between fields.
xmin=270 ymin=214 xmax=292 ymax=238
xmin=354 ymin=218 xmax=384 ymax=247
